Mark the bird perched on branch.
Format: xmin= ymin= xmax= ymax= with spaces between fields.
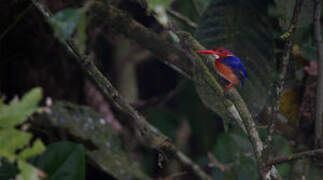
xmin=196 ymin=47 xmax=246 ymax=91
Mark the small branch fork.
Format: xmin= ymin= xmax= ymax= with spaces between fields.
xmin=267 ymin=148 xmax=323 ymax=167
xmin=207 ymin=152 xmax=232 ymax=172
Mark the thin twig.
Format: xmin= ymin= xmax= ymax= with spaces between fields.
xmin=264 ymin=0 xmax=304 ymax=170
xmin=191 ymin=0 xmax=201 ymax=17
xmin=314 ymin=0 xmax=323 ymax=148
xmin=30 ymin=1 xmax=212 ymax=180
xmin=0 ymin=3 xmax=33 ymax=41
xmin=267 ymin=148 xmax=323 ymax=166
xmin=133 ymin=79 xmax=187 ymax=109
xmin=207 ymin=152 xmax=232 ymax=172
xmin=159 ymin=171 xmax=187 ymax=180
xmin=166 ymin=9 xmax=197 ymax=29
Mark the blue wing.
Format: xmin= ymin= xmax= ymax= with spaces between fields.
xmin=221 ymin=56 xmax=247 ymax=86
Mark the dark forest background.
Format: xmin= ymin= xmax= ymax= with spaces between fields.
xmin=1 ymin=0 xmax=323 ymax=179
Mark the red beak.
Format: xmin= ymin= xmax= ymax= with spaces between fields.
xmin=195 ymin=50 xmax=217 ymax=54
xmin=196 ymin=50 xmax=220 ymax=59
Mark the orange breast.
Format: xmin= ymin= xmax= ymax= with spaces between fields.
xmin=214 ymin=61 xmax=240 ymax=83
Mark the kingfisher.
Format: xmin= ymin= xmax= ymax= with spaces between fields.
xmin=196 ymin=47 xmax=246 ymax=91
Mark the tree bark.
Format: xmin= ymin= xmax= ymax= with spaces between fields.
xmin=314 ymin=0 xmax=323 ymax=148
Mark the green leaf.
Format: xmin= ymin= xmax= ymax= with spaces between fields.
xmin=31 ymin=141 xmax=85 ymax=180
xmin=212 ymin=131 xmax=259 ymax=179
xmin=0 ymin=100 xmax=3 ymax=109
xmin=300 ymin=40 xmax=317 ymax=61
xmin=0 ymin=129 xmax=32 ymax=161
xmin=147 ymin=0 xmax=173 ymax=25
xmin=308 ymin=162 xmax=323 ymax=180
xmin=0 ymin=87 xmax=42 ymax=128
xmin=49 ymin=8 xmax=84 ymax=42
xmin=17 ymin=160 xmax=41 ymax=180
xmin=75 ymin=11 xmax=87 ymax=53
xmin=18 ymin=139 xmax=46 ymax=160
xmin=148 ymin=107 xmax=179 ymax=138
xmin=147 ymin=0 xmax=173 ymax=8
xmin=213 ymin=133 xmax=238 ymax=163
xmin=0 ymin=88 xmax=45 ymax=180
xmin=195 ymin=0 xmax=276 ymax=116
xmin=233 ymin=156 xmax=258 ymax=180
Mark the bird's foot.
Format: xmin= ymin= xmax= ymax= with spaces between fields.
xmin=223 ymin=83 xmax=234 ymax=92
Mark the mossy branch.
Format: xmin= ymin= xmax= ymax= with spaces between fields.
xmin=31 ymin=0 xmax=212 ymax=179
xmin=88 ymin=2 xmax=277 ymax=178
xmin=89 ymin=2 xmax=193 ymax=79
xmin=175 ymin=32 xmax=277 ymax=179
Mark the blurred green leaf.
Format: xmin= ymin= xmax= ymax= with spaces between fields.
xmin=271 ymin=135 xmax=292 ymax=179
xmin=49 ymin=8 xmax=84 ymax=42
xmin=233 ymin=156 xmax=258 ymax=180
xmin=0 ymin=159 xmax=19 ymax=179
xmin=17 ymin=160 xmax=41 ymax=180
xmin=32 ymin=141 xmax=85 ymax=180
xmin=211 ymin=130 xmax=259 ymax=179
xmin=301 ymin=42 xmax=317 ymax=61
xmin=18 ymin=139 xmax=46 ymax=160
xmin=213 ymin=133 xmax=239 ymax=163
xmin=0 ymin=88 xmax=45 ymax=180
xmin=147 ymin=0 xmax=173 ymax=24
xmin=148 ymin=107 xmax=179 ymax=138
xmin=75 ymin=9 xmax=87 ymax=53
xmin=0 ymin=88 xmax=42 ymax=128
xmin=277 ymin=163 xmax=291 ymax=179
xmin=177 ymin=82 xmax=219 ymax=150
xmin=147 ymin=0 xmax=173 ymax=8
xmin=272 ymin=135 xmax=292 ymax=156
xmin=308 ymin=162 xmax=323 ymax=180
xmin=0 ymin=130 xmax=32 ymax=162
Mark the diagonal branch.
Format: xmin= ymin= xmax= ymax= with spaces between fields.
xmin=31 ymin=0 xmax=282 ymax=179
xmin=88 ymin=2 xmax=279 ymax=179
xmin=175 ymin=31 xmax=279 ymax=180
xmin=31 ymin=1 xmax=212 ymax=179
xmin=0 ymin=3 xmax=33 ymax=41
xmin=89 ymin=2 xmax=193 ymax=79
xmin=267 ymin=148 xmax=323 ymax=166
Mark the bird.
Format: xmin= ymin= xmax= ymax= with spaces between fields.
xmin=196 ymin=47 xmax=246 ymax=91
